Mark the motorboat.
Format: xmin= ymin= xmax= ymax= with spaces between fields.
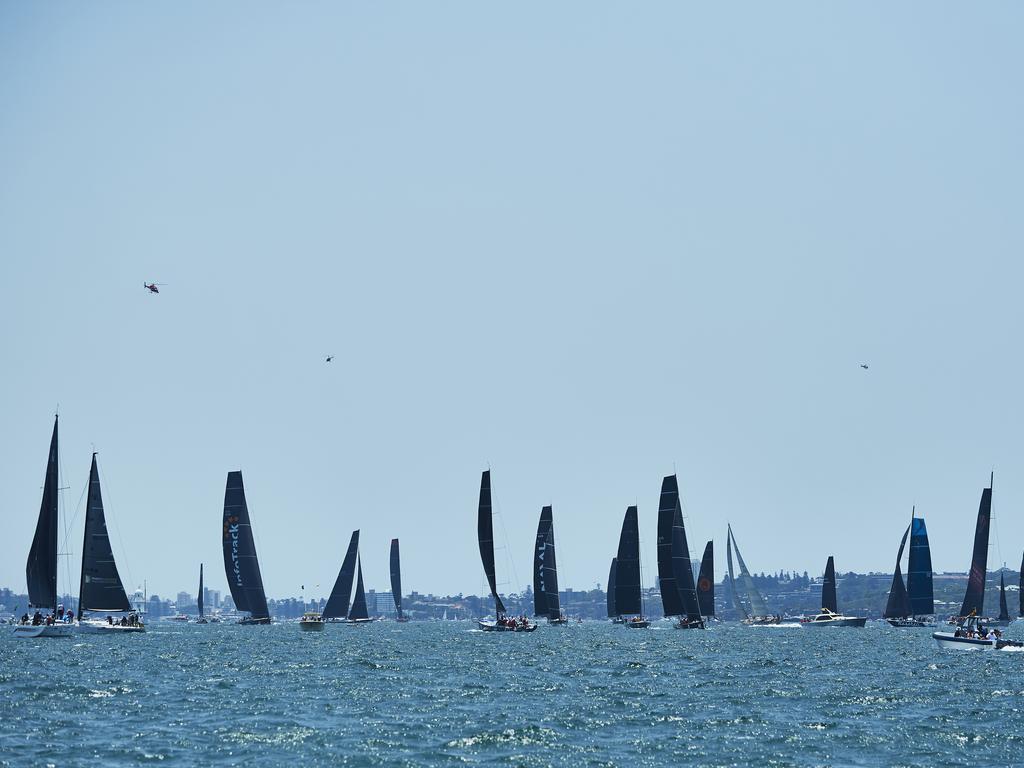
xmin=478 ymin=617 xmax=537 ymax=632
xmin=801 ymin=608 xmax=867 ymax=628
xmin=299 ymin=611 xmax=325 ymax=631
xmin=934 ymin=617 xmax=1022 ymax=650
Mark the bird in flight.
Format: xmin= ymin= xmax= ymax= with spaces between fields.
xmin=860 ymin=363 xmax=869 ymax=370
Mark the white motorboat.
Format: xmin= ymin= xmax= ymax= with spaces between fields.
xmin=478 ymin=617 xmax=537 ymax=632
xmin=299 ymin=611 xmax=325 ymax=631
xmin=801 ymin=609 xmax=867 ymax=627
xmin=933 ymin=617 xmax=1022 ymax=650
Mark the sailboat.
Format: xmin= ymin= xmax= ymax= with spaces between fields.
xmin=607 ymin=558 xmax=624 ymax=623
xmin=1019 ymin=553 xmax=1023 ymax=621
xmin=77 ymin=454 xmax=145 ymax=633
xmin=194 ymin=564 xmax=208 ymax=624
xmin=534 ymin=506 xmax=566 ymax=625
xmin=726 ymin=525 xmax=779 ymax=625
xmin=615 ymin=505 xmax=649 ymax=629
xmin=953 ymin=475 xmax=994 ymax=624
xmin=347 ymin=556 xmax=374 ymax=624
xmin=801 ymin=556 xmax=866 ymax=627
xmin=391 ymin=538 xmax=408 ymax=622
xmin=990 ymin=571 xmax=1012 ymax=627
xmin=656 ymin=476 xmax=704 ymax=629
xmin=14 ymin=416 xmax=74 ymax=638
xmin=323 ymin=531 xmax=359 ymax=623
xmin=884 ymin=510 xmax=935 ymax=627
xmin=696 ymin=541 xmax=715 ymax=622
xmin=476 ymin=470 xmax=535 ymax=632
xmin=221 ymin=471 xmax=271 ymax=625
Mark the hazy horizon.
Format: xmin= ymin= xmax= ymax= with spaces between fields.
xmin=3 ymin=3 xmax=1023 ymax=601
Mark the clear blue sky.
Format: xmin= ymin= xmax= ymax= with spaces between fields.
xmin=2 ymin=3 xmax=1022 ymax=602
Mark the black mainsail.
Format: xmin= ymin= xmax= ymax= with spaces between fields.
xmin=477 ymin=470 xmax=506 ymax=618
xmin=78 ymin=454 xmax=131 ymax=615
xmin=615 ymin=506 xmax=642 ymax=617
xmin=26 ymin=416 xmax=60 ymax=612
xmin=656 ymin=475 xmax=685 ymax=618
xmin=1020 ymin=553 xmax=1023 ymax=618
xmin=323 ymin=530 xmax=360 ymax=619
xmin=958 ymin=476 xmax=992 ymax=618
xmin=533 ymin=506 xmax=560 ymax=619
xmin=349 ymin=557 xmax=370 ymax=621
xmin=822 ymin=556 xmax=838 ymax=614
xmin=670 ymin=506 xmax=703 ymax=623
xmin=907 ymin=515 xmax=934 ymax=616
xmin=197 ymin=563 xmax=204 ymax=619
xmin=606 ymin=558 xmax=618 ymax=618
xmin=998 ymin=572 xmax=1010 ymax=622
xmin=697 ymin=540 xmax=714 ymax=618
xmin=883 ymin=524 xmax=911 ymax=619
xmin=389 ymin=538 xmax=403 ymax=620
xmin=221 ymin=471 xmax=270 ymax=622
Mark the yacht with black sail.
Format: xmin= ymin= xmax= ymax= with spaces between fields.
xmin=221 ymin=471 xmax=271 ymax=625
xmin=323 ymin=530 xmax=359 ymax=623
xmin=884 ymin=510 xmax=935 ymax=627
xmin=941 ymin=475 xmax=999 ymax=630
xmin=801 ymin=556 xmax=867 ymax=627
xmin=346 ymin=555 xmax=374 ymax=624
xmin=696 ymin=541 xmax=715 ymax=623
xmin=476 ymin=471 xmax=536 ymax=631
xmin=656 ymin=475 xmax=704 ymax=629
xmin=534 ymin=506 xmax=567 ymax=625
xmin=726 ymin=524 xmax=780 ymax=625
xmin=606 ymin=557 xmax=625 ymax=624
xmin=14 ymin=416 xmax=74 ymax=639
xmin=390 ymin=538 xmax=409 ymax=622
xmin=615 ymin=505 xmax=649 ymax=629
xmin=76 ymin=453 xmax=145 ymax=633
xmin=194 ymin=564 xmax=208 ymax=624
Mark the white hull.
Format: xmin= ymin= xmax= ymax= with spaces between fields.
xmin=77 ymin=620 xmax=145 ymax=634
xmin=933 ymin=632 xmax=995 ymax=650
xmin=12 ymin=623 xmax=74 ymax=639
xmin=477 ymin=619 xmax=537 ymax=632
xmin=802 ymin=617 xmax=867 ymax=627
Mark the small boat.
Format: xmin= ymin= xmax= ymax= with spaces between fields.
xmin=801 ymin=557 xmax=866 ymax=627
xmin=390 ymin=539 xmax=409 ymax=622
xmin=194 ymin=564 xmax=208 ymax=624
xmin=615 ymin=505 xmax=649 ymax=629
xmin=75 ymin=453 xmax=145 ymax=634
xmin=222 ymin=471 xmax=272 ymax=625
xmin=476 ymin=471 xmax=536 ymax=632
xmin=655 ymin=475 xmax=705 ymax=630
xmin=727 ymin=525 xmax=780 ymax=625
xmin=299 ymin=611 xmax=325 ymax=631
xmin=884 ymin=510 xmax=936 ymax=628
xmin=933 ymin=616 xmax=1023 ymax=650
xmin=533 ymin=506 xmax=566 ymax=626
xmin=14 ymin=416 xmax=73 ymax=639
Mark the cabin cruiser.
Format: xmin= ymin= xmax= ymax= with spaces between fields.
xmin=624 ymin=616 xmax=650 ymax=629
xmin=299 ymin=611 xmax=325 ymax=631
xmin=801 ymin=608 xmax=867 ymax=627
xmin=168 ymin=613 xmax=189 ymax=622
xmin=886 ymin=617 xmax=934 ymax=628
xmin=742 ymin=615 xmax=784 ymax=626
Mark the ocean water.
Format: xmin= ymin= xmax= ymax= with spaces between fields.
xmin=2 ymin=620 xmax=1023 ymax=767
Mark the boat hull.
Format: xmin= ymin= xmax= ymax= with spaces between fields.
xmin=674 ymin=619 xmax=705 ymax=629
xmin=299 ymin=621 xmax=325 ymax=632
xmin=238 ymin=616 xmax=271 ymax=625
xmin=477 ymin=620 xmax=537 ymax=632
xmin=77 ymin=620 xmax=145 ymax=634
xmin=887 ymin=618 xmax=934 ymax=628
xmin=933 ymin=632 xmax=995 ymax=650
xmin=625 ymin=620 xmax=650 ymax=629
xmin=802 ymin=617 xmax=867 ymax=627
xmin=13 ymin=623 xmax=74 ymax=639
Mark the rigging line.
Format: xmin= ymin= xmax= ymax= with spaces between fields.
xmin=492 ymin=494 xmax=522 ymax=595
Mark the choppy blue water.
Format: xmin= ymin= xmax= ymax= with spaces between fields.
xmin=2 ymin=620 xmax=1024 ymax=766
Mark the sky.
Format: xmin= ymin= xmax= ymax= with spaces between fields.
xmin=2 ymin=3 xmax=1023 ymax=603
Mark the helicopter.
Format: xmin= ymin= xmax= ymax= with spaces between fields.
xmin=144 ymin=282 xmax=165 ymax=294
xmin=860 ymin=363 xmax=869 ymax=370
